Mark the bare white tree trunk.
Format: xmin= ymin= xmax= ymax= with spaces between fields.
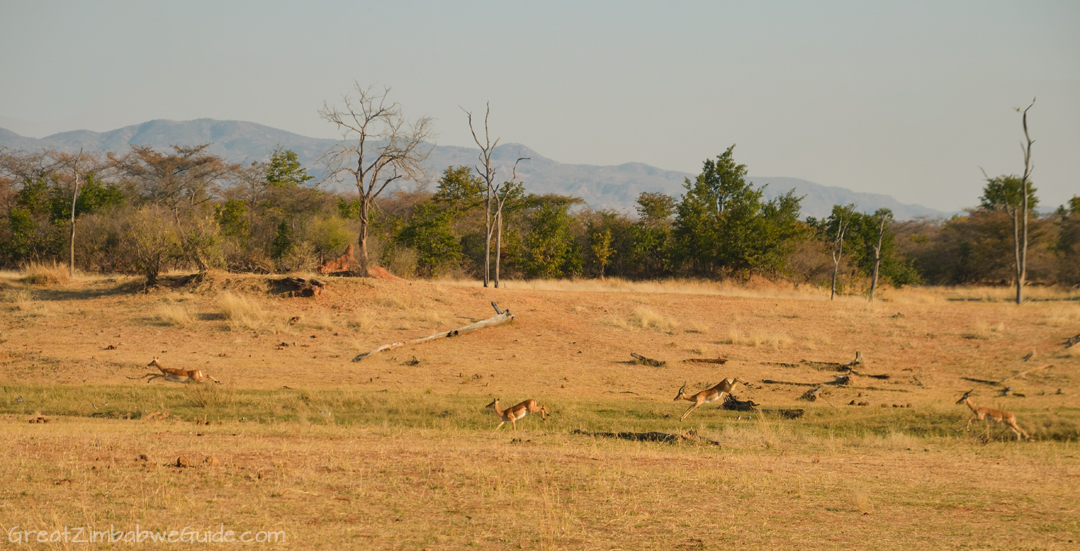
xmin=830 ymin=208 xmax=851 ymax=301
xmin=1015 ymin=98 xmax=1035 ymax=305
xmin=68 ymin=149 xmax=82 ymax=277
xmin=868 ymin=209 xmax=892 ymax=303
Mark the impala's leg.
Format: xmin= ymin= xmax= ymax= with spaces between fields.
xmin=495 ymin=420 xmax=505 ymax=431
xmin=511 ymin=417 xmax=517 ymax=431
xmin=681 ymin=403 xmax=699 ymax=421
xmin=1008 ymin=421 xmax=1028 ymax=441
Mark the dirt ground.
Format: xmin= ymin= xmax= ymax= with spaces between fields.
xmin=1 ymin=272 xmax=1078 ymax=549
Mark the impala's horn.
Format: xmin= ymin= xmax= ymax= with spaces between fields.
xmin=675 ymin=381 xmax=687 ymax=399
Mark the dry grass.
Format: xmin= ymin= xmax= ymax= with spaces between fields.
xmin=217 ymin=290 xmax=266 ymax=331
xmin=19 ymin=261 xmax=73 ymax=286
xmin=0 ymin=272 xmax=1078 ymax=549
xmin=153 ymin=303 xmax=194 ymax=326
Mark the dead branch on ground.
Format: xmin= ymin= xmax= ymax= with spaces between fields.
xmin=682 ymin=357 xmax=728 ymax=365
xmin=352 ymin=302 xmax=513 ymax=361
xmin=630 ymin=353 xmax=666 ymax=367
xmin=571 ymin=429 xmax=719 ymax=446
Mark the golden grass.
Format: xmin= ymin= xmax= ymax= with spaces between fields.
xmin=217 ymin=290 xmax=265 ymax=331
xmin=19 ymin=261 xmax=73 ymax=286
xmin=1 ymin=273 xmax=1078 ymax=549
xmin=723 ymin=328 xmax=793 ymax=349
xmin=153 ymin=303 xmax=194 ymax=326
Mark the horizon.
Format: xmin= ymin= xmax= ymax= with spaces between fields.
xmin=1 ymin=1 xmax=1078 ymax=211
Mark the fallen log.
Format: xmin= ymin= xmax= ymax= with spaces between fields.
xmin=999 ymin=364 xmax=1053 ymax=385
xmin=798 ymin=386 xmax=824 ymax=401
xmin=570 ymin=429 xmax=719 ymax=446
xmin=683 ymin=357 xmax=728 ymax=365
xmin=352 ymin=302 xmax=514 ymax=362
xmin=760 ymin=378 xmax=816 ymax=386
xmin=961 ymin=376 xmax=1001 ymax=387
xmin=630 ymin=353 xmax=666 ymax=367
xmin=720 ymin=394 xmax=759 ymax=411
xmin=762 ymin=408 xmax=805 ymax=419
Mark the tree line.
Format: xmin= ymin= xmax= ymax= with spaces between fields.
xmin=2 ymin=141 xmax=1077 ymax=292
xmin=1 ymin=90 xmax=1076 ymax=295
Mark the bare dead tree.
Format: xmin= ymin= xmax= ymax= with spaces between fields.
xmin=462 ymin=104 xmax=530 ymax=288
xmin=320 ymin=84 xmax=433 ymax=275
xmin=462 ymin=103 xmax=499 ymax=287
xmin=1014 ymin=98 xmax=1036 ymax=305
xmin=829 ymin=205 xmax=853 ymax=301
xmin=868 ymin=208 xmax=893 ymax=302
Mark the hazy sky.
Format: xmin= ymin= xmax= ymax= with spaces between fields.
xmin=1 ymin=1 xmax=1077 ymax=210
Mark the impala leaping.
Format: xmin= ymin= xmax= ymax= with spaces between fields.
xmin=486 ymin=398 xmax=549 ymax=431
xmin=674 ymin=378 xmax=747 ymax=421
xmin=129 ymin=357 xmax=222 ymax=385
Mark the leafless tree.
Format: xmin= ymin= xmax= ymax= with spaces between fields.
xmin=868 ymin=208 xmax=893 ymax=302
xmin=1014 ymin=98 xmax=1036 ymax=305
xmin=320 ymin=84 xmax=433 ymax=275
xmin=462 ymin=103 xmax=528 ymax=288
xmin=462 ymin=103 xmax=499 ymax=287
xmin=830 ymin=205 xmax=854 ymax=301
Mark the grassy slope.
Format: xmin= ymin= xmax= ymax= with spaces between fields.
xmin=0 ymin=271 xmax=1078 ymax=549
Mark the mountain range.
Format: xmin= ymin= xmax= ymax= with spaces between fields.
xmin=0 ymin=119 xmax=947 ymax=220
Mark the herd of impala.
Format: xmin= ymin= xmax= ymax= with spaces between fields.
xmin=136 ymin=357 xmax=1031 ymax=440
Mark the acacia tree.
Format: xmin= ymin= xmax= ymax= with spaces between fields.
xmin=110 ymin=144 xmax=233 ymax=222
xmin=320 ymin=84 xmax=433 ymax=275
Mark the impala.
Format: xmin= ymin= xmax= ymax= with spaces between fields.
xmin=129 ymin=357 xmax=222 ymax=384
xmin=674 ymin=378 xmax=747 ymax=421
xmin=485 ymin=398 xmax=549 ymax=431
xmin=956 ymin=390 xmax=1028 ymax=441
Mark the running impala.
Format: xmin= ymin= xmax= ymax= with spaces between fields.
xmin=485 ymin=398 xmax=549 ymax=431
xmin=956 ymin=390 xmax=1028 ymax=441
xmin=129 ymin=358 xmax=222 ymax=385
xmin=674 ymin=377 xmax=747 ymax=421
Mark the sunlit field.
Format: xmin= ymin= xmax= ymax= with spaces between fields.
xmin=1 ymin=270 xmax=1077 ymax=549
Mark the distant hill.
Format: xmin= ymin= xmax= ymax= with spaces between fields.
xmin=0 ymin=119 xmax=947 ymax=220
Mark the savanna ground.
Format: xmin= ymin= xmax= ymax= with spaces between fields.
xmin=1 ymin=267 xmax=1078 ymax=550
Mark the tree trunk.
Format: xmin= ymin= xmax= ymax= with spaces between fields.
xmin=494 ymin=210 xmax=502 ymax=288
xmin=483 ymin=194 xmax=491 ymax=287
xmin=868 ymin=216 xmax=886 ymax=302
xmin=69 ymin=169 xmax=79 ymax=277
xmin=830 ymin=259 xmax=840 ymax=301
xmin=1010 ymin=205 xmax=1022 ymax=304
xmin=357 ymin=196 xmax=371 ymax=276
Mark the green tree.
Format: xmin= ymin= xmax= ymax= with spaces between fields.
xmin=266 ymin=147 xmax=313 ymax=188
xmin=673 ymin=145 xmax=802 ymax=275
xmin=522 ymin=200 xmax=582 ymax=278
xmin=589 ymin=227 xmax=614 ymax=278
xmin=397 ymin=201 xmax=462 ymax=277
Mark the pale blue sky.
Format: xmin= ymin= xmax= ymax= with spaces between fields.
xmin=1 ymin=0 xmax=1077 ymax=210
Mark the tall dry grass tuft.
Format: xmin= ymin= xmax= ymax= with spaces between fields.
xmin=724 ymin=329 xmax=792 ymax=349
xmin=217 ymin=291 xmax=265 ymax=330
xmin=154 ymin=303 xmax=194 ymax=326
xmin=187 ymin=383 xmax=234 ymax=408
xmin=608 ymin=306 xmax=679 ymax=332
xmin=20 ymin=262 xmax=73 ymax=287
